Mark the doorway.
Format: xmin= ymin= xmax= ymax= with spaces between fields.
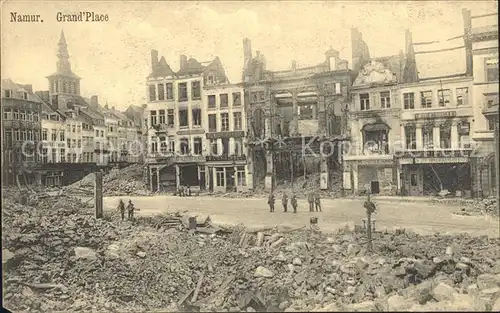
xmin=226 ymin=167 xmax=235 ymax=192
xmin=408 ymin=171 xmax=420 ymax=196
xmin=208 ymin=167 xmax=214 ymax=192
xmin=370 ymin=181 xmax=380 ymax=194
xmin=199 ymin=166 xmax=206 ymax=190
xmin=151 ymin=169 xmax=158 ymax=192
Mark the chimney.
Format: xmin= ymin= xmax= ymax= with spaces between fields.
xmin=104 ymin=104 xmax=109 ymax=110
xmin=180 ymin=55 xmax=187 ymax=70
xmin=403 ymin=30 xmax=418 ymax=83
xmin=462 ymin=8 xmax=473 ymax=76
xmin=151 ymin=50 xmax=159 ymax=71
xmin=112 ymin=106 xmax=115 ymax=111
xmin=243 ymin=38 xmax=252 ymax=60
xmin=291 ymin=60 xmax=297 ymax=70
xmin=90 ymin=95 xmax=98 ymax=108
xmin=256 ymin=50 xmax=260 ymax=58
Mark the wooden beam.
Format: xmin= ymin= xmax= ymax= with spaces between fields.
xmin=94 ymin=171 xmax=103 ymax=219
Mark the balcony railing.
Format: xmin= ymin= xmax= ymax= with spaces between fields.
xmin=395 ymin=148 xmax=474 ymax=158
xmin=206 ymin=154 xmax=247 ymax=162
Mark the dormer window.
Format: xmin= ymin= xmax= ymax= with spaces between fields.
xmin=207 ymin=75 xmax=215 ymax=85
xmin=23 ymin=92 xmax=28 ymax=100
xmin=4 ymin=90 xmax=12 ymax=98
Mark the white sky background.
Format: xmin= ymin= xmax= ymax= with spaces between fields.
xmin=1 ymin=0 xmax=498 ymax=110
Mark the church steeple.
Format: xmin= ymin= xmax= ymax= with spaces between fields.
xmin=46 ymin=30 xmax=82 ymax=108
xmin=56 ymin=30 xmax=72 ymax=73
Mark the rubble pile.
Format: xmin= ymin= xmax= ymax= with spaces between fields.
xmin=65 ymin=164 xmax=151 ymax=197
xmin=212 ymin=171 xmax=344 ymax=199
xmin=455 ymin=198 xmax=499 ymax=217
xmin=3 ymin=189 xmax=500 ymax=313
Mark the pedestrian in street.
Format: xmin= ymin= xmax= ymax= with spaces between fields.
xmin=282 ymin=192 xmax=289 ymax=212
xmin=187 ymin=185 xmax=191 ymax=196
xmin=117 ymin=199 xmax=126 ymax=221
xmin=268 ymin=193 xmax=275 ymax=212
xmin=291 ymin=194 xmax=298 ymax=213
xmin=127 ymin=199 xmax=135 ymax=220
xmin=307 ymin=192 xmax=315 ymax=212
xmin=179 ymin=185 xmax=184 ymax=197
xmin=314 ymin=192 xmax=322 ymax=212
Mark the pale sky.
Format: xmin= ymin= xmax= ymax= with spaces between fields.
xmin=1 ymin=0 xmax=497 ymax=110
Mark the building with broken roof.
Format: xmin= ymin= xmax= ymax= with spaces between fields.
xmin=241 ymin=38 xmax=355 ymax=192
xmin=145 ymin=50 xmax=229 ymax=192
xmin=463 ymin=8 xmax=499 ymax=199
xmin=1 ymin=79 xmax=43 ymax=185
xmin=347 ymin=8 xmax=498 ymax=198
xmin=345 ymin=29 xmax=413 ymax=196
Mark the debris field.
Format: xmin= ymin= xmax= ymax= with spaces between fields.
xmin=2 ymin=188 xmax=500 ymax=312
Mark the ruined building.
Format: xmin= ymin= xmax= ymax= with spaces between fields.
xmin=241 ymin=38 xmax=355 ymax=191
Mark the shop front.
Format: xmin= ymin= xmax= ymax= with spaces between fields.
xmin=397 ymin=150 xmax=473 ymax=197
xmin=344 ymin=156 xmax=397 ymax=195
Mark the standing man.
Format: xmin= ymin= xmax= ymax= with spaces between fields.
xmin=127 ymin=199 xmax=135 ymax=220
xmin=117 ymin=199 xmax=126 ymax=221
xmin=282 ymin=192 xmax=289 ymax=212
xmin=314 ymin=191 xmax=322 ymax=212
xmin=291 ymin=194 xmax=298 ymax=213
xmin=268 ymin=192 xmax=275 ymax=212
xmin=307 ymin=192 xmax=315 ymax=212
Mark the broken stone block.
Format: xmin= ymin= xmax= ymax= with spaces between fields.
xmin=292 ymin=258 xmax=302 ymax=266
xmin=254 ymin=266 xmax=274 ymax=278
xmin=477 ymin=273 xmax=500 ymax=290
xmin=432 ymin=282 xmax=457 ymax=302
xmin=74 ymin=247 xmax=97 ymax=260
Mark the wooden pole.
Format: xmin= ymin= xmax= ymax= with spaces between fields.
xmin=290 ymin=150 xmax=294 ymax=187
xmin=94 ymin=171 xmax=103 ymax=219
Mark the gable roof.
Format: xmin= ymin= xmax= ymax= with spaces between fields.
xmin=177 ymin=57 xmax=206 ymax=76
xmin=1 ymin=79 xmax=41 ymax=102
xmin=148 ymin=56 xmax=176 ymax=78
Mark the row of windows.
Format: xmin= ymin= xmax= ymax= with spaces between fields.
xmin=3 ymin=108 xmax=40 ymax=122
xmin=149 ymin=81 xmax=201 ymax=102
xmin=42 ymin=129 xmax=65 ymax=141
xmin=3 ymin=129 xmax=40 ymax=143
xmin=208 ymin=112 xmax=243 ymax=132
xmin=150 ymin=108 xmax=202 ymax=128
xmin=403 ymin=124 xmax=471 ymax=150
xmin=151 ymin=137 xmax=244 ymax=156
xmin=207 ymin=92 xmax=242 ymax=108
xmin=3 ymin=89 xmax=28 ymax=100
xmin=358 ymin=87 xmax=470 ymax=111
xmin=215 ymin=166 xmax=247 ymax=187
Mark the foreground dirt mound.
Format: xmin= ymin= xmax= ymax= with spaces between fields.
xmin=65 ymin=164 xmax=151 ymax=197
xmin=3 ymin=189 xmax=500 ymax=312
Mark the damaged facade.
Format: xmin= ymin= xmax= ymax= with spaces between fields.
xmin=463 ymin=8 xmax=499 ymax=199
xmin=242 ymin=38 xmax=354 ymax=192
xmin=204 ymin=83 xmax=250 ymax=192
xmin=145 ymin=51 xmax=233 ymax=192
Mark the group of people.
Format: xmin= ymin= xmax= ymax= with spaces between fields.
xmin=177 ymin=185 xmax=192 ymax=197
xmin=267 ymin=191 xmax=322 ymax=213
xmin=117 ymin=199 xmax=137 ymax=221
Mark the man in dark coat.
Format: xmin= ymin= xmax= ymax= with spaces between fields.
xmin=127 ymin=200 xmax=135 ymax=220
xmin=314 ymin=192 xmax=322 ymax=212
xmin=118 ymin=199 xmax=126 ymax=221
xmin=291 ymin=194 xmax=298 ymax=213
xmin=282 ymin=192 xmax=289 ymax=212
xmin=307 ymin=192 xmax=315 ymax=212
xmin=268 ymin=193 xmax=275 ymax=212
